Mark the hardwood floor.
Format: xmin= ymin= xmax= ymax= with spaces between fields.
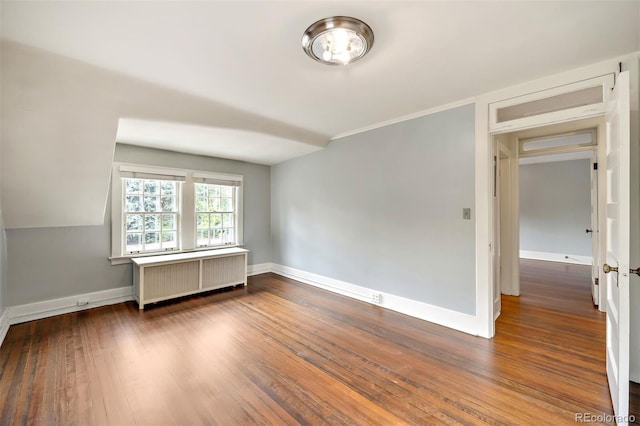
xmin=0 ymin=260 xmax=636 ymax=425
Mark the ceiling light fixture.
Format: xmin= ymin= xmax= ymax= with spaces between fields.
xmin=302 ymin=16 xmax=374 ymax=66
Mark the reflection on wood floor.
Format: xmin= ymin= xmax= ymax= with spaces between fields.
xmin=0 ymin=259 xmax=636 ymax=424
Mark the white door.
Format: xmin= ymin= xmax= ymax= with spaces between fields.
xmin=604 ymin=71 xmax=630 ymax=424
xmin=590 ymin=156 xmax=599 ymax=305
xmin=493 ymin=151 xmax=501 ymax=319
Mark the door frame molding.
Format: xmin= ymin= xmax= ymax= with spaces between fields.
xmin=474 ymin=53 xmax=638 ymax=338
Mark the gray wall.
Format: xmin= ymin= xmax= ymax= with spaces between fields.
xmin=6 ymin=144 xmax=271 ymax=306
xmin=7 ymin=224 xmax=131 ymax=305
xmin=0 ymin=81 xmax=6 ymax=316
xmin=0 ymin=199 xmax=6 ymax=319
xmin=271 ymin=104 xmax=476 ymax=315
xmin=519 ymin=159 xmax=592 ymax=256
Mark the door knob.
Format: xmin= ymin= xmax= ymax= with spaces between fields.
xmin=603 ymin=263 xmax=618 ymax=274
xmin=586 ymin=229 xmax=593 ymax=234
xmin=631 ymin=267 xmax=640 ymax=277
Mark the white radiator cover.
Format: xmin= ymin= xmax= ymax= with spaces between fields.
xmin=132 ymin=248 xmax=248 ymax=309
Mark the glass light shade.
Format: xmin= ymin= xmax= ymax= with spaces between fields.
xmin=302 ymin=16 xmax=374 ymax=66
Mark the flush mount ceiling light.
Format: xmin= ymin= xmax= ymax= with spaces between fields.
xmin=302 ymin=16 xmax=374 ymax=66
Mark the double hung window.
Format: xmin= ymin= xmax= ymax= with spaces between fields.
xmin=111 ymin=164 xmax=243 ymax=263
xmin=195 ymin=182 xmax=238 ymax=247
xmin=123 ymin=178 xmax=179 ymax=253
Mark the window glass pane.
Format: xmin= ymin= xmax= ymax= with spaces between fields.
xmin=145 ymin=232 xmax=160 ymax=250
xmin=196 ymin=197 xmax=208 ymax=212
xmin=162 ymin=231 xmax=177 ymax=248
xmin=162 ymin=214 xmax=176 ymax=230
xmin=212 ymin=213 xmax=222 ymax=228
xmin=126 ymin=214 xmax=143 ymax=231
xmin=144 ymin=196 xmax=160 ymax=212
xmin=125 ymin=179 xmax=142 ymax=194
xmin=125 ymin=195 xmax=143 ymax=212
xmin=496 ymin=86 xmax=603 ymax=123
xmin=195 ymin=183 xmax=207 ymax=197
xmin=521 ymin=132 xmax=594 ymax=152
xmin=220 ymin=198 xmax=232 ymax=211
xmin=220 ymin=186 xmax=232 ymax=197
xmin=197 ymin=230 xmax=209 ymax=246
xmin=126 ymin=233 xmax=142 ymax=252
xmin=161 ymin=181 xmax=175 ymax=195
xmin=144 ymin=180 xmax=160 ymax=195
xmin=161 ymin=196 xmax=175 ymax=212
xmin=211 ymin=229 xmax=223 ymax=245
xmin=145 ymin=214 xmax=160 ymax=231
xmin=222 ymin=213 xmax=234 ymax=228
xmin=209 ymin=198 xmax=220 ymax=212
xmin=196 ymin=213 xmax=209 ymax=229
xmin=210 ymin=185 xmax=221 ymax=197
xmin=224 ymin=229 xmax=235 ymax=244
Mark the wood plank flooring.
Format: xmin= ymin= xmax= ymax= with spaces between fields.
xmin=0 ymin=259 xmax=637 ymax=425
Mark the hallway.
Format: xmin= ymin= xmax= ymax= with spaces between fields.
xmin=498 ymin=259 xmax=639 ymax=421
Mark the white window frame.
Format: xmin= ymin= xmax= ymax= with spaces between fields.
xmin=122 ymin=175 xmax=182 ymax=255
xmin=193 ymin=177 xmax=241 ymax=249
xmin=110 ymin=163 xmax=243 ymax=265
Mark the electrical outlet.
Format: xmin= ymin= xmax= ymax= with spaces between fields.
xmin=371 ymin=292 xmax=381 ymax=304
xmin=77 ymin=299 xmax=89 ymax=306
xmin=463 ymin=208 xmax=471 ymax=220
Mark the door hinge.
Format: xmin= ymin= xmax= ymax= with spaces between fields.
xmin=593 ymin=162 xmax=598 ymax=170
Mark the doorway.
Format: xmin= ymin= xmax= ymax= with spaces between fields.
xmin=492 ymin=117 xmax=605 ymax=318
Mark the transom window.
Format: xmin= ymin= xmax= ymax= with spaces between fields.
xmin=123 ymin=178 xmax=179 ymax=253
xmin=195 ymin=183 xmax=237 ymax=247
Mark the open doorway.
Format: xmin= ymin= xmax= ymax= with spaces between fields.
xmin=492 ymin=118 xmax=605 ymax=320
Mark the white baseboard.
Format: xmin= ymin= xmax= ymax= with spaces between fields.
xmin=247 ymin=262 xmax=273 ymax=276
xmin=0 ymin=307 xmax=9 ymax=347
xmin=4 ymin=261 xmax=271 ymax=331
xmin=1 ymin=262 xmax=481 ymax=349
xmin=8 ymin=286 xmax=134 ymax=326
xmin=520 ymin=250 xmax=592 ymax=265
xmin=271 ymin=263 xmax=479 ymax=337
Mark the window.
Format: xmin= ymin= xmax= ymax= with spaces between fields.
xmin=195 ymin=183 xmax=238 ymax=247
xmin=123 ymin=178 xmax=179 ymax=253
xmin=111 ymin=163 xmax=243 ymax=263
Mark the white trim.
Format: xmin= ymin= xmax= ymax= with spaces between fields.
xmin=8 ymin=286 xmax=134 ymax=325
xmin=520 ymin=250 xmax=593 ymax=265
xmin=247 ymin=262 xmax=273 ymax=276
xmin=0 ymin=308 xmax=10 ymax=348
xmin=119 ymin=163 xmax=188 ymax=177
xmin=109 ymin=244 xmax=246 ymax=265
xmin=488 ymin=74 xmax=612 ymax=134
xmin=330 ymin=97 xmax=475 ymax=141
xmin=475 ymin=92 xmax=494 ymax=338
xmin=111 ymin=162 xmax=245 ymax=259
xmin=476 ymin=52 xmax=639 ymax=339
xmin=271 ymin=264 xmax=479 ymax=336
xmin=192 ymin=171 xmax=243 ymax=182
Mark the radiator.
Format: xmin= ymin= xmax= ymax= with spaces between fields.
xmin=132 ymin=248 xmax=248 ymax=309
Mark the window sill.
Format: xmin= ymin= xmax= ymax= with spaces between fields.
xmin=109 ymin=245 xmax=245 ymax=266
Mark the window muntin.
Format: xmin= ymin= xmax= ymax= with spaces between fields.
xmin=124 ymin=178 xmax=179 ymax=253
xmin=195 ymin=183 xmax=237 ymax=247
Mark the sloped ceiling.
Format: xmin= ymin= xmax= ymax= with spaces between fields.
xmin=1 ymin=1 xmax=639 ymax=229
xmin=3 ymin=1 xmax=639 ymax=138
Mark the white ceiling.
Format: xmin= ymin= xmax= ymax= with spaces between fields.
xmin=2 ymin=1 xmax=639 ymax=164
